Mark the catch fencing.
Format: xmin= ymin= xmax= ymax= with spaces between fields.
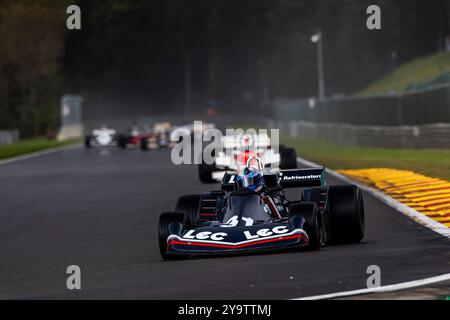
xmin=269 ymin=85 xmax=450 ymax=148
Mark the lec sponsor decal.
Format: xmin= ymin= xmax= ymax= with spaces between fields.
xmin=182 ymin=225 xmax=290 ymax=241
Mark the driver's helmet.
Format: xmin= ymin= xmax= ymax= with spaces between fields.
xmin=236 ymin=167 xmax=264 ymax=192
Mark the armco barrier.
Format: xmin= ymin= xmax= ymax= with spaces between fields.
xmin=268 ymin=120 xmax=450 ymax=148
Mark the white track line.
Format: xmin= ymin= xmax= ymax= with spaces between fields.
xmin=297 ymin=157 xmax=450 ymax=239
xmin=0 ymin=144 xmax=81 ymax=167
xmin=293 ymin=273 xmax=450 ymax=300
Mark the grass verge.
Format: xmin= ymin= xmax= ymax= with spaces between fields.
xmin=0 ymin=138 xmax=81 ymax=161
xmin=282 ymin=136 xmax=450 ymax=181
xmin=359 ymin=52 xmax=450 ymax=96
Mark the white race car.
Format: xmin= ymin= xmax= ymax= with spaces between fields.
xmin=85 ymin=127 xmax=118 ymax=148
xmin=198 ymin=133 xmax=298 ymax=183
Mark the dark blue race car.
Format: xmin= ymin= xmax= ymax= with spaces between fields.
xmin=158 ymin=161 xmax=365 ymax=260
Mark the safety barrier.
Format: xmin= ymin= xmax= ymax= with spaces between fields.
xmin=271 ymin=85 xmax=450 ymax=126
xmin=267 ymin=120 xmax=450 ymax=148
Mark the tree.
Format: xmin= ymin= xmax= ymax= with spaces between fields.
xmin=0 ymin=1 xmax=67 ymax=136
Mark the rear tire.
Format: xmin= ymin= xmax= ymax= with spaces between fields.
xmin=289 ymin=202 xmax=321 ymax=250
xmin=198 ymin=163 xmax=216 ymax=184
xmin=158 ymin=212 xmax=188 ymax=260
xmin=117 ymin=135 xmax=128 ymax=149
xmin=328 ymin=185 xmax=365 ymax=244
xmin=140 ymin=137 xmax=149 ymax=151
xmin=84 ymin=135 xmax=92 ymax=148
xmin=280 ymin=148 xmax=298 ymax=169
xmin=175 ymin=195 xmax=201 ymax=229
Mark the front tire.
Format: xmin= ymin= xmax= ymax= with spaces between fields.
xmin=158 ymin=211 xmax=188 ymax=260
xmin=198 ymin=163 xmax=216 ymax=184
xmin=140 ymin=137 xmax=149 ymax=151
xmin=328 ymin=185 xmax=365 ymax=244
xmin=289 ymin=202 xmax=321 ymax=250
xmin=84 ymin=135 xmax=92 ymax=148
xmin=175 ymin=195 xmax=201 ymax=229
xmin=117 ymin=135 xmax=128 ymax=149
xmin=280 ymin=147 xmax=298 ymax=169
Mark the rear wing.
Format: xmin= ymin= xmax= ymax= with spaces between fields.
xmin=221 ymin=173 xmax=236 ymax=192
xmin=279 ymin=168 xmax=326 ymax=188
xmin=221 ymin=167 xmax=326 ymax=192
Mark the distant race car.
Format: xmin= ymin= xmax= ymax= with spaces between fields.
xmin=85 ymin=127 xmax=118 ymax=148
xmin=140 ymin=122 xmax=171 ymax=151
xmin=198 ymin=133 xmax=297 ymax=183
xmin=117 ymin=126 xmax=145 ymax=149
xmin=158 ymin=157 xmax=365 ymax=260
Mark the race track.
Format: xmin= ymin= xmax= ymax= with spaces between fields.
xmin=0 ymin=147 xmax=449 ymax=299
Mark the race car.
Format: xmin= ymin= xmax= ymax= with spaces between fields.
xmin=198 ymin=133 xmax=297 ymax=183
xmin=158 ymin=157 xmax=365 ymax=260
xmin=140 ymin=122 xmax=171 ymax=151
xmin=85 ymin=127 xmax=118 ymax=148
xmin=117 ymin=126 xmax=145 ymax=149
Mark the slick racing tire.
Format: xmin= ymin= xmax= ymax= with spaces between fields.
xmin=175 ymin=195 xmax=201 ymax=229
xmin=158 ymin=211 xmax=189 ymax=260
xmin=140 ymin=137 xmax=149 ymax=151
xmin=289 ymin=202 xmax=321 ymax=250
xmin=328 ymin=185 xmax=365 ymax=244
xmin=302 ymin=188 xmax=330 ymax=244
xmin=84 ymin=135 xmax=92 ymax=148
xmin=280 ymin=147 xmax=298 ymax=169
xmin=198 ymin=163 xmax=216 ymax=184
xmin=117 ymin=135 xmax=128 ymax=149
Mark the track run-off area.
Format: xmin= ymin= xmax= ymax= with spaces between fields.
xmin=0 ymin=146 xmax=449 ymax=299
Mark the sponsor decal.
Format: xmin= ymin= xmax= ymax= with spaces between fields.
xmin=283 ymin=174 xmax=321 ymax=181
xmin=183 ymin=230 xmax=228 ymax=241
xmin=181 ymin=225 xmax=292 ymax=242
xmin=243 ymin=225 xmax=289 ymax=240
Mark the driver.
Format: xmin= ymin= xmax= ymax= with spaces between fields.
xmin=235 ymin=165 xmax=284 ymax=219
xmin=235 ymin=166 xmax=264 ymax=193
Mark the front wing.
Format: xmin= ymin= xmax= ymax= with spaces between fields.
xmin=166 ymin=227 xmax=309 ymax=255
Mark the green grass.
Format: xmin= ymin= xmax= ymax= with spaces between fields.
xmin=359 ymin=52 xmax=450 ymax=96
xmin=0 ymin=138 xmax=81 ymax=161
xmin=282 ymin=136 xmax=450 ymax=181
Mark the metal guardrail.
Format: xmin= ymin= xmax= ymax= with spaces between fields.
xmin=268 ymin=120 xmax=450 ymax=148
xmin=271 ymin=85 xmax=450 ymax=126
